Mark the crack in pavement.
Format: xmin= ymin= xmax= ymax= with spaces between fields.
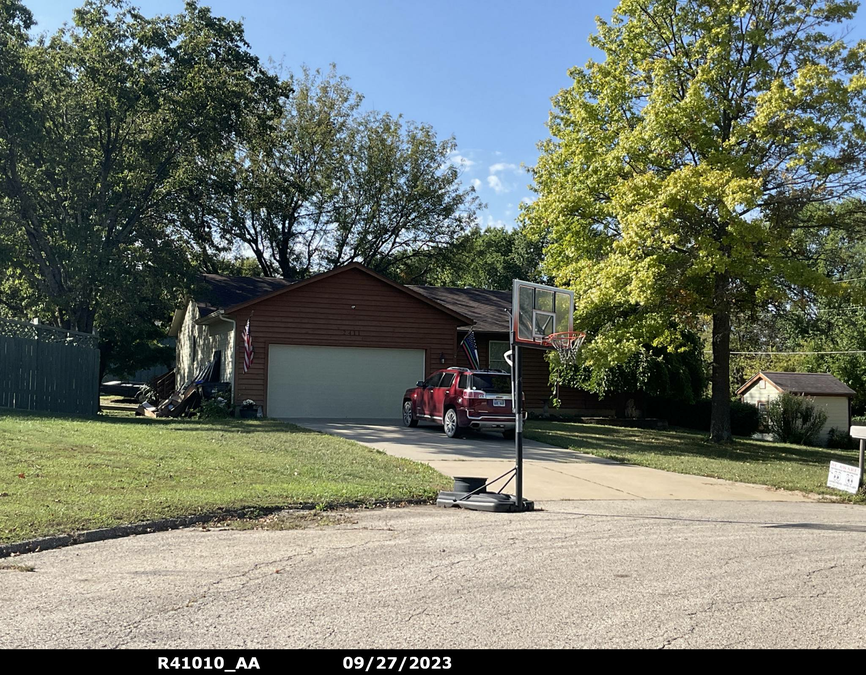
xmin=110 ymin=548 xmax=318 ymax=648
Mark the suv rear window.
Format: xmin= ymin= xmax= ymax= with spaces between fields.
xmin=470 ymin=373 xmax=511 ymax=394
xmin=439 ymin=372 xmax=456 ymax=388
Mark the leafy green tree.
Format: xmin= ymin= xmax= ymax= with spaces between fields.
xmin=216 ymin=66 xmax=480 ymax=279
xmin=729 ymin=205 xmax=866 ymax=411
xmin=524 ymin=0 xmax=866 ymax=442
xmin=0 ymin=0 xmax=283 ymax=373
xmin=552 ymin=328 xmax=707 ymax=403
xmin=392 ymin=225 xmax=545 ymax=289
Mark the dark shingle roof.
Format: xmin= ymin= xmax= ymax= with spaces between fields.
xmin=192 ymin=273 xmax=505 ymax=328
xmin=759 ymin=371 xmax=855 ymax=396
xmin=409 ymin=286 xmax=511 ymax=332
xmin=197 ymin=274 xmax=295 ymax=317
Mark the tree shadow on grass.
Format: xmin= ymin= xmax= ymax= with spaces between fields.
xmin=526 ymin=421 xmax=854 ymax=468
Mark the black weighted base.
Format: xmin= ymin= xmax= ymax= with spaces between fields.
xmin=435 ymin=491 xmax=535 ymax=513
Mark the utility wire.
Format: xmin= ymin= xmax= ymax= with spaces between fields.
xmin=715 ymin=350 xmax=866 ymax=355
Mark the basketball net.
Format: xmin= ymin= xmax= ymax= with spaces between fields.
xmin=546 ymin=331 xmax=586 ymax=365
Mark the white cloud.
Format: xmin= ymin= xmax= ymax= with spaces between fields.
xmin=471 ymin=178 xmax=482 ymax=191
xmin=520 ymin=196 xmax=535 ymax=205
xmin=448 ymin=150 xmax=475 ymax=171
xmin=489 ymin=162 xmax=518 ymax=174
xmin=487 ymin=175 xmax=508 ymax=194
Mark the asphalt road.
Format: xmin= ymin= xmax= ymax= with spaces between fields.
xmin=2 ymin=500 xmax=865 ymax=649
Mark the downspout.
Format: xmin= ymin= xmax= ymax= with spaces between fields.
xmin=212 ymin=311 xmax=237 ymax=406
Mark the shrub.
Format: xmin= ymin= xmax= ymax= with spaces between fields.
xmin=199 ymin=396 xmax=231 ymax=419
xmin=730 ymin=401 xmax=761 ymax=437
xmin=646 ymin=398 xmax=760 ymax=436
xmin=766 ymin=393 xmax=828 ymax=446
xmin=826 ymin=427 xmax=857 ymax=450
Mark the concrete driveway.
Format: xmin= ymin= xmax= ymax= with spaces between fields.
xmin=3 ymin=500 xmax=865 ymax=649
xmin=293 ymin=420 xmax=811 ymax=502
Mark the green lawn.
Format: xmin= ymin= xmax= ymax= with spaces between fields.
xmin=0 ymin=411 xmax=449 ymax=544
xmin=524 ymin=420 xmax=865 ymax=502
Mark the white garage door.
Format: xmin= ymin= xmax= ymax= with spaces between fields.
xmin=267 ymin=344 xmax=426 ymax=419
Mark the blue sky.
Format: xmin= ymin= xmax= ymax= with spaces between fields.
xmin=24 ymin=0 xmax=620 ymax=229
xmin=25 ymin=1 xmax=866 ymax=231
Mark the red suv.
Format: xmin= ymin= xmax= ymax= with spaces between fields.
xmin=402 ymin=368 xmax=516 ymax=439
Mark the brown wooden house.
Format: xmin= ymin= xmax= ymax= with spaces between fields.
xmin=169 ymin=263 xmax=612 ymax=419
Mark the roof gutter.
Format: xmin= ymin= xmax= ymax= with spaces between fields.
xmin=167 ymin=307 xmax=186 ymax=337
xmin=196 ymin=309 xmax=231 ymax=327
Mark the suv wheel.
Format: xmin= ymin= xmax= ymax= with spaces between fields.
xmin=402 ymin=400 xmax=418 ymax=428
xmin=443 ymin=408 xmax=460 ymax=438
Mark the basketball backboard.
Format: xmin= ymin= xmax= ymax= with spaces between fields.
xmin=512 ymin=279 xmax=574 ymax=348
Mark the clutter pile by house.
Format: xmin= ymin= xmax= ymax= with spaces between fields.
xmin=136 ymin=352 xmax=229 ymax=418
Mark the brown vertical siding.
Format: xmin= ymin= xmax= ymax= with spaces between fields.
xmin=229 ymin=267 xmax=462 ymax=414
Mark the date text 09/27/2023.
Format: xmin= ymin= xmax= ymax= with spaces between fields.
xmin=155 ymin=655 xmax=454 ymax=672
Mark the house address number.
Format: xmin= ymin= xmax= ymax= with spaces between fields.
xmin=342 ymin=329 xmax=361 ymax=336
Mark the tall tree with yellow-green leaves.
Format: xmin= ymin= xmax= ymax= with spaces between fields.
xmin=524 ymin=0 xmax=866 ymax=442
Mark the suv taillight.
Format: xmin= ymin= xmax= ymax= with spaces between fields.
xmin=463 ymin=389 xmax=485 ymax=399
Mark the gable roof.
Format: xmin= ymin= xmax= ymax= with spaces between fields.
xmin=409 ymin=286 xmax=511 ymax=332
xmin=196 ymin=274 xmax=296 ymax=317
xmin=210 ymin=263 xmax=474 ymax=325
xmin=737 ymin=371 xmax=855 ymax=397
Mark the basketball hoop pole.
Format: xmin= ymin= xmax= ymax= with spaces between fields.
xmin=514 ymin=340 xmax=524 ymax=510
xmin=509 ymin=315 xmax=524 ymax=511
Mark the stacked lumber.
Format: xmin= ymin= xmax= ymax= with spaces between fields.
xmin=137 ymin=382 xmax=201 ymax=418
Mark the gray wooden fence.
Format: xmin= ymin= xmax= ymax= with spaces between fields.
xmin=0 ymin=317 xmax=100 ymax=416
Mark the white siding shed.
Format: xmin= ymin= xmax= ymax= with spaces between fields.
xmin=736 ymin=371 xmax=854 ymax=445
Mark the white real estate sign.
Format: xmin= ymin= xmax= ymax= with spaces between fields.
xmin=827 ymin=461 xmax=860 ymax=494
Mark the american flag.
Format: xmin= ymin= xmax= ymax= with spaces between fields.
xmin=460 ymin=330 xmax=480 ymax=370
xmin=242 ymin=317 xmax=254 ymax=373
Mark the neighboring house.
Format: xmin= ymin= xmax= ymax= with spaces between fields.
xmin=168 ymin=263 xmax=613 ymax=420
xmin=736 ymin=371 xmax=855 ymax=445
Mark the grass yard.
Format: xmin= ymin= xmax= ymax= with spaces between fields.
xmin=524 ymin=420 xmax=865 ymax=502
xmin=0 ymin=411 xmax=449 ymax=544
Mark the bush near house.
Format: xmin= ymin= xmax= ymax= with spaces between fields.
xmin=826 ymin=427 xmax=857 ymax=450
xmin=766 ymin=393 xmax=828 ymax=446
xmin=646 ymin=398 xmax=761 ymax=437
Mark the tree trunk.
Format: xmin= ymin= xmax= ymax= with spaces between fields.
xmin=72 ymin=305 xmax=96 ymax=335
xmin=710 ymin=272 xmax=733 ymax=443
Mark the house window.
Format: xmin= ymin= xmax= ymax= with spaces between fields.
xmin=759 ymin=379 xmax=766 ymax=389
xmin=489 ymin=340 xmax=510 ymax=372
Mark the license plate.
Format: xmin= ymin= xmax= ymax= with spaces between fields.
xmin=493 ymin=400 xmax=506 ymax=407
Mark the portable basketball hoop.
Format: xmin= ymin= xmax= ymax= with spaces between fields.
xmin=545 ymin=331 xmax=586 ymax=365
xmin=437 ymin=279 xmax=583 ymax=514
